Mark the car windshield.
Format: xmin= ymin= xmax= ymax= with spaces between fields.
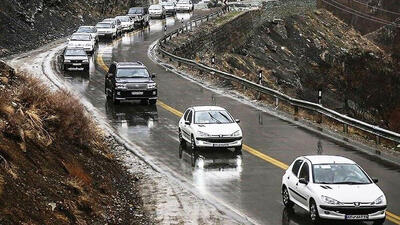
xmin=96 ymin=23 xmax=111 ymax=28
xmin=150 ymin=5 xmax=162 ymax=9
xmin=161 ymin=2 xmax=173 ymax=5
xmin=178 ymin=0 xmax=190 ymax=3
xmin=116 ymin=16 xmax=129 ymax=22
xmin=71 ymin=34 xmax=90 ymax=41
xmin=77 ymin=27 xmax=95 ymax=33
xmin=65 ymin=49 xmax=86 ymax=56
xmin=116 ymin=68 xmax=150 ymax=78
xmin=129 ymin=8 xmax=143 ymax=14
xmin=313 ymin=164 xmax=371 ymax=184
xmin=194 ymin=110 xmax=234 ymax=124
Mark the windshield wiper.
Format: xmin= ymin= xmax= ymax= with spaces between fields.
xmin=208 ymin=112 xmax=222 ymax=124
xmin=332 ymin=181 xmax=368 ymax=185
xmin=218 ymin=112 xmax=231 ymax=123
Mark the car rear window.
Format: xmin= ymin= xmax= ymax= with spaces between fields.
xmin=96 ymin=23 xmax=112 ymax=28
xmin=116 ymin=16 xmax=129 ymax=22
xmin=77 ymin=27 xmax=95 ymax=33
xmin=150 ymin=5 xmax=162 ymax=9
xmin=65 ymin=49 xmax=86 ymax=56
xmin=129 ymin=8 xmax=144 ymax=14
xmin=71 ymin=34 xmax=90 ymax=41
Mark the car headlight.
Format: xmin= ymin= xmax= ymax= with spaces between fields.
xmin=116 ymin=83 xmax=127 ymax=89
xmin=85 ymin=43 xmax=91 ymax=47
xmin=321 ymin=196 xmax=343 ymax=205
xmin=371 ymin=195 xmax=385 ymax=205
xmin=198 ymin=131 xmax=210 ymax=137
xmin=82 ymin=59 xmax=88 ymax=63
xmin=64 ymin=59 xmax=71 ymax=63
xmin=147 ymin=83 xmax=157 ymax=89
xmin=232 ymin=130 xmax=241 ymax=137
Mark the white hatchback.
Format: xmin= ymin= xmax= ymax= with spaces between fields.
xmin=178 ymin=106 xmax=242 ymax=153
xmin=281 ymin=155 xmax=386 ymax=224
xmin=67 ymin=33 xmax=95 ymax=54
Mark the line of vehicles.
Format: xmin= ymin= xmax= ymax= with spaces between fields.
xmin=59 ymin=0 xmax=194 ymax=72
xmin=57 ymin=2 xmax=389 ymax=224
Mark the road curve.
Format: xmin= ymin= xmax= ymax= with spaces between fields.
xmin=58 ymin=12 xmax=400 ymax=225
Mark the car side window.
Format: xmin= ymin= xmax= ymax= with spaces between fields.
xmin=109 ymin=64 xmax=116 ymax=74
xmin=187 ymin=111 xmax=193 ymax=123
xmin=183 ymin=109 xmax=190 ymax=120
xmin=299 ymin=162 xmax=310 ymax=182
xmin=291 ymin=159 xmax=303 ymax=177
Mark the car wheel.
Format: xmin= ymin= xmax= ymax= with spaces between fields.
xmin=112 ymin=92 xmax=120 ymax=104
xmin=179 ymin=129 xmax=184 ymax=144
xmin=62 ymin=64 xmax=67 ymax=71
xmin=234 ymin=145 xmax=242 ymax=155
xmin=282 ymin=186 xmax=294 ymax=208
xmin=373 ymin=218 xmax=386 ymax=225
xmin=309 ymin=200 xmax=321 ymax=224
xmin=84 ymin=65 xmax=89 ymax=72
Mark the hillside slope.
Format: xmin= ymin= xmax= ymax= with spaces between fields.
xmin=0 ymin=61 xmax=149 ymax=224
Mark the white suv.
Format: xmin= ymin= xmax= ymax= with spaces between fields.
xmin=178 ymin=106 xmax=242 ymax=153
xmin=281 ymin=155 xmax=386 ymax=224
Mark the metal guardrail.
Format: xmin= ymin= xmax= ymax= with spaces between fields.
xmin=157 ymin=7 xmax=400 ymax=146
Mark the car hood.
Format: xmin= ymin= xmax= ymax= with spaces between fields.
xmin=115 ymin=77 xmax=153 ymax=83
xmin=195 ymin=123 xmax=241 ymax=136
xmin=69 ymin=40 xmax=91 ymax=45
xmin=97 ymin=28 xmax=113 ymax=31
xmin=313 ymin=183 xmax=384 ymax=203
xmin=164 ymin=5 xmax=174 ymax=9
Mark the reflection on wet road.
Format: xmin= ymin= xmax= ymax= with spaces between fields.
xmin=59 ymin=12 xmax=400 ymax=225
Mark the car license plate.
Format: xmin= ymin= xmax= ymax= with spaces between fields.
xmin=131 ymin=91 xmax=143 ymax=95
xmin=213 ymin=143 xmax=229 ymax=147
xmin=72 ymin=63 xmax=81 ymax=66
xmin=345 ymin=215 xmax=369 ymax=220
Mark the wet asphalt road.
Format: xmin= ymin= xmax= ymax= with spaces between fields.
xmin=60 ymin=12 xmax=400 ymax=225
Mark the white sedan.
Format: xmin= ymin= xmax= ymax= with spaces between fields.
xmin=67 ymin=33 xmax=95 ymax=54
xmin=178 ymin=106 xmax=242 ymax=153
xmin=281 ymin=155 xmax=386 ymax=224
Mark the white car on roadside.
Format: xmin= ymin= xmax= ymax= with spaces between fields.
xmin=178 ymin=106 xmax=242 ymax=153
xmin=281 ymin=155 xmax=387 ymax=225
xmin=115 ymin=16 xmax=134 ymax=32
xmin=67 ymin=33 xmax=95 ymax=54
xmin=176 ymin=0 xmax=194 ymax=12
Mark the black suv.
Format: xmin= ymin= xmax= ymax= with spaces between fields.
xmin=105 ymin=62 xmax=157 ymax=104
xmin=127 ymin=7 xmax=149 ymax=27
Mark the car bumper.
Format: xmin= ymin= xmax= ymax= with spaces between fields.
xmin=195 ymin=137 xmax=242 ymax=148
xmin=150 ymin=13 xmax=163 ymax=18
xmin=98 ymin=33 xmax=114 ymax=38
xmin=122 ymin=26 xmax=131 ymax=31
xmin=114 ymin=89 xmax=158 ymax=100
xmin=176 ymin=7 xmax=191 ymax=11
xmin=318 ymin=205 xmax=386 ymax=221
xmin=64 ymin=62 xmax=89 ymax=68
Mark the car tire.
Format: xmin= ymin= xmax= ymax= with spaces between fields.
xmin=179 ymin=129 xmax=184 ymax=144
xmin=309 ymin=200 xmax=321 ymax=224
xmin=179 ymin=143 xmax=183 ymax=159
xmin=234 ymin=145 xmax=242 ymax=155
xmin=112 ymin=92 xmax=120 ymax=104
xmin=62 ymin=64 xmax=67 ymax=71
xmin=373 ymin=218 xmax=386 ymax=225
xmin=84 ymin=65 xmax=89 ymax=72
xmin=282 ymin=186 xmax=294 ymax=208
xmin=149 ymin=99 xmax=157 ymax=105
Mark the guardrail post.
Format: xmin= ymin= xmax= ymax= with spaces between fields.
xmin=294 ymin=106 xmax=298 ymax=116
xmin=343 ymin=124 xmax=348 ymax=134
xmin=207 ymin=15 xmax=209 ymax=21
xmin=375 ymin=135 xmax=381 ymax=145
xmin=275 ymin=97 xmax=279 ymax=107
xmin=318 ymin=89 xmax=322 ymax=105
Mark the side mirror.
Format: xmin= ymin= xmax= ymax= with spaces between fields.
xmin=152 ymin=73 xmax=156 ymax=78
xmin=185 ymin=120 xmax=190 ymax=125
xmin=299 ymin=178 xmax=308 ymax=185
xmin=235 ymin=119 xmax=240 ymax=123
xmin=372 ymin=178 xmax=379 ymax=183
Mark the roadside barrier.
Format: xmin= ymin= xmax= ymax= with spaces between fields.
xmin=157 ymin=6 xmax=400 ymax=147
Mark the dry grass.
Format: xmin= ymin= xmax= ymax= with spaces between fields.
xmin=62 ymin=161 xmax=92 ymax=186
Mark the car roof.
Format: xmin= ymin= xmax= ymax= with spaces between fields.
xmin=115 ymin=61 xmax=146 ymax=68
xmin=301 ymin=155 xmax=356 ymax=165
xmin=191 ymin=106 xmax=227 ymax=111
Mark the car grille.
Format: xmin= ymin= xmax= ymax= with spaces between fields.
xmin=196 ymin=137 xmax=242 ymax=143
xmin=320 ymin=205 xmax=386 ymax=215
xmin=71 ymin=60 xmax=83 ymax=63
xmin=126 ymin=83 xmax=147 ymax=90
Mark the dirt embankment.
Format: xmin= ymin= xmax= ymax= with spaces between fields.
xmin=0 ymin=61 xmax=150 ymax=224
xmin=0 ymin=0 xmax=144 ymax=58
xmin=163 ymin=0 xmax=400 ymax=132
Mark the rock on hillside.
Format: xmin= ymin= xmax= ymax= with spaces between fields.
xmin=0 ymin=0 xmax=146 ymax=57
xmin=164 ymin=0 xmax=400 ymax=132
